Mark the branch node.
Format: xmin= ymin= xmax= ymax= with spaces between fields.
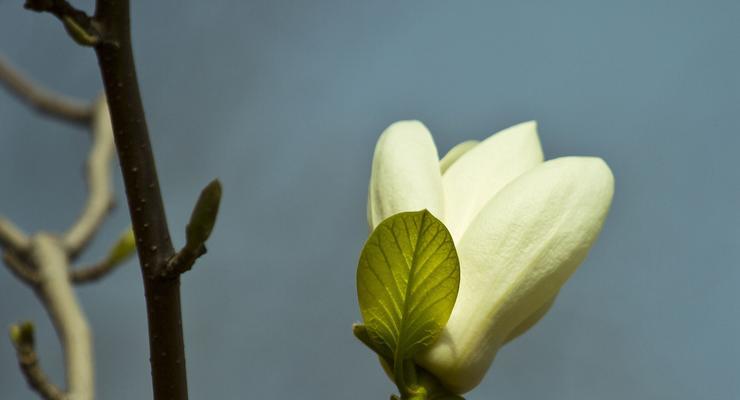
xmin=24 ymin=0 xmax=100 ymax=47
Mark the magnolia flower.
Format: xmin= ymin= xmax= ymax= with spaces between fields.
xmin=367 ymin=120 xmax=614 ymax=394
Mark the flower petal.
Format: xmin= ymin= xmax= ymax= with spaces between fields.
xmin=368 ymin=121 xmax=444 ymax=228
xmin=418 ymin=157 xmax=614 ymax=394
xmin=503 ymin=294 xmax=556 ymax=344
xmin=442 ymin=121 xmax=543 ymax=241
xmin=440 ymin=140 xmax=478 ymax=174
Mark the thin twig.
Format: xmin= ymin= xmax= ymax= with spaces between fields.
xmin=2 ymin=251 xmax=39 ymax=285
xmin=63 ymin=96 xmax=115 ymax=258
xmin=0 ymin=55 xmax=92 ymax=124
xmin=70 ymin=258 xmax=121 ymax=284
xmin=0 ymin=217 xmax=31 ymax=251
xmin=13 ymin=340 xmax=66 ymax=400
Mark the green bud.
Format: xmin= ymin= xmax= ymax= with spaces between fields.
xmin=9 ymin=321 xmax=34 ymax=348
xmin=107 ymin=228 xmax=136 ymax=266
xmin=185 ymin=179 xmax=222 ymax=249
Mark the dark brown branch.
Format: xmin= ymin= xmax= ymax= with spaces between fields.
xmin=164 ymin=244 xmax=206 ymax=278
xmin=10 ymin=322 xmax=65 ymax=400
xmin=92 ymin=1 xmax=189 ymax=398
xmin=0 ymin=55 xmax=92 ymax=124
xmin=63 ymin=96 xmax=116 ymax=258
xmin=24 ymin=0 xmax=102 ymax=47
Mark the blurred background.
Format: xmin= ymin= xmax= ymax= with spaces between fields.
xmin=1 ymin=1 xmax=738 ymax=399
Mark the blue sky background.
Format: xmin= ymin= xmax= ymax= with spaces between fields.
xmin=0 ymin=1 xmax=738 ymax=399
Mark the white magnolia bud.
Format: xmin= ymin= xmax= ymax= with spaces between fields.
xmin=367 ymin=120 xmax=614 ymax=394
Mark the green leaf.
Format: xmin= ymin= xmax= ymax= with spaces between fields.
xmin=356 ymin=210 xmax=460 ymax=394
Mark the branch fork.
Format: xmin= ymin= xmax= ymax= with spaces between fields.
xmin=0 ymin=87 xmax=133 ymax=400
xmin=7 ymin=1 xmax=225 ymax=399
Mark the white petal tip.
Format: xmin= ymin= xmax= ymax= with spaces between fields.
xmin=554 ymin=156 xmax=615 ymax=197
xmin=382 ymin=120 xmax=430 ymax=137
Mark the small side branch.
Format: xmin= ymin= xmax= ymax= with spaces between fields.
xmin=71 ymin=228 xmax=136 ymax=284
xmin=63 ymin=96 xmax=115 ymax=257
xmin=70 ymin=258 xmax=120 ymax=283
xmin=3 ymin=251 xmax=39 ymax=285
xmin=9 ymin=322 xmax=65 ymax=400
xmin=164 ymin=245 xmax=206 ymax=278
xmin=0 ymin=217 xmax=31 ymax=251
xmin=0 ymin=56 xmax=92 ymax=124
xmin=0 ymin=217 xmax=37 ymax=285
xmin=24 ymin=0 xmax=102 ymax=47
xmin=163 ymin=180 xmax=222 ymax=278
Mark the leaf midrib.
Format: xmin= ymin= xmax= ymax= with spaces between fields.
xmin=396 ymin=211 xmax=429 ymax=362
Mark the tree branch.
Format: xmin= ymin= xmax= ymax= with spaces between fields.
xmin=63 ymin=96 xmax=115 ymax=258
xmin=0 ymin=217 xmax=37 ymax=285
xmin=0 ymin=217 xmax=31 ymax=251
xmin=10 ymin=322 xmax=66 ymax=400
xmin=24 ymin=0 xmax=102 ymax=47
xmin=93 ymin=1 xmax=189 ymax=398
xmin=3 ymin=251 xmax=39 ymax=285
xmin=1 ymin=43 xmax=121 ymax=400
xmin=69 ymin=258 xmax=119 ymax=283
xmin=30 ymin=234 xmax=94 ymax=400
xmin=23 ymin=1 xmax=219 ymax=398
xmin=0 ymin=55 xmax=92 ymax=124
xmin=164 ymin=244 xmax=206 ymax=278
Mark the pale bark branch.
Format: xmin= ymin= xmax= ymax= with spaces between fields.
xmin=0 ymin=217 xmax=31 ymax=251
xmin=2 ymin=251 xmax=39 ymax=285
xmin=13 ymin=341 xmax=66 ymax=400
xmin=30 ymin=234 xmax=94 ymax=400
xmin=70 ymin=257 xmax=122 ymax=284
xmin=0 ymin=58 xmax=114 ymax=399
xmin=0 ymin=55 xmax=92 ymax=124
xmin=63 ymin=97 xmax=115 ymax=258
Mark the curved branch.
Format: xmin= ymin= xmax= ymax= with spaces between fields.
xmin=14 ymin=348 xmax=65 ymax=400
xmin=0 ymin=55 xmax=92 ymax=124
xmin=10 ymin=323 xmax=65 ymax=400
xmin=71 ymin=258 xmax=122 ymax=284
xmin=30 ymin=234 xmax=94 ymax=400
xmin=2 ymin=251 xmax=39 ymax=285
xmin=0 ymin=217 xmax=31 ymax=252
xmin=63 ymin=96 xmax=115 ymax=258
